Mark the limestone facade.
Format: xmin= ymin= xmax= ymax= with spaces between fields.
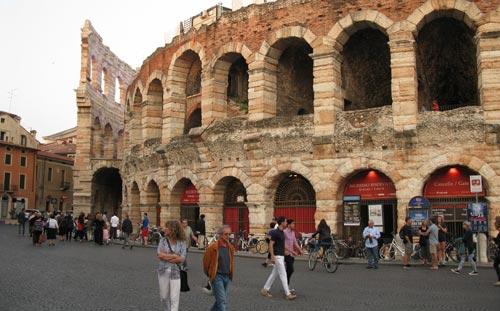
xmin=77 ymin=1 xmax=500 ymax=236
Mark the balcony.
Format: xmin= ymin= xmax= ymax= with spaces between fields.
xmin=0 ymin=184 xmax=18 ymax=193
xmin=60 ymin=182 xmax=71 ymax=191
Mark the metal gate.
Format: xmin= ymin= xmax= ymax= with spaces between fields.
xmin=223 ymin=179 xmax=249 ymax=236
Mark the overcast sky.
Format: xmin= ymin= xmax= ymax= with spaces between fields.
xmin=0 ymin=0 xmax=252 ymax=140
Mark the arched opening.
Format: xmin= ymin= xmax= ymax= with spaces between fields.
xmin=115 ymin=77 xmax=122 ymax=104
xmin=179 ymin=181 xmax=200 ymax=230
xmin=184 ymin=108 xmax=202 ymax=134
xmin=1 ymin=194 xmax=10 ymax=218
xmin=144 ymin=78 xmax=163 ymax=140
xmin=417 ymin=17 xmax=478 ymax=111
xmin=91 ymin=168 xmax=122 ymax=217
xmin=224 ymin=53 xmax=249 ymax=115
xmin=222 ymin=178 xmax=249 ymax=236
xmin=92 ymin=117 xmax=102 ymax=158
xmin=116 ymin=129 xmax=124 ymax=159
xmin=342 ymin=170 xmax=397 ymax=239
xmin=90 ymin=55 xmax=97 ymax=86
xmin=101 ymin=67 xmax=108 ymax=95
xmin=274 ymin=173 xmax=316 ymax=232
xmin=424 ymin=166 xmax=487 ymax=237
xmin=144 ymin=180 xmax=161 ymax=227
xmin=177 ymin=50 xmax=203 ymax=134
xmin=274 ymin=38 xmax=314 ymax=117
xmin=103 ymin=123 xmax=114 ymax=159
xmin=342 ymin=28 xmax=391 ymax=111
xmin=131 ymin=88 xmax=143 ymax=146
xmin=130 ymin=182 xmax=141 ymax=226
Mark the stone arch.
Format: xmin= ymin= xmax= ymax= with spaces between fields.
xmin=262 ymin=162 xmax=314 ymax=192
xmin=143 ymin=76 xmax=164 ymax=140
xmin=144 ymin=70 xmax=168 ymax=95
xmin=92 ymin=117 xmax=103 ymax=158
xmin=167 ymin=168 xmax=201 ymax=192
xmin=328 ymin=11 xmax=394 ymax=111
xmin=406 ymin=0 xmax=484 ymax=36
xmin=129 ymin=181 xmax=141 ymax=225
xmin=129 ymin=86 xmax=143 ymax=146
xmin=143 ymin=179 xmax=161 ymax=227
xmin=208 ymin=167 xmax=252 ymax=192
xmin=332 ymin=158 xmax=402 ymax=188
xmin=103 ymin=123 xmax=115 ymax=159
xmin=164 ymin=42 xmax=206 ymax=141
xmin=259 ymin=26 xmax=317 ymax=57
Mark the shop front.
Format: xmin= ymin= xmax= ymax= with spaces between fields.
xmin=424 ymin=166 xmax=487 ymax=237
xmin=342 ymin=170 xmax=397 ymax=240
xmin=223 ymin=179 xmax=249 ymax=236
xmin=180 ymin=183 xmax=200 ymax=230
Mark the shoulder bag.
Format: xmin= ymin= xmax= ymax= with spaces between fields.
xmin=165 ymin=238 xmax=190 ymax=292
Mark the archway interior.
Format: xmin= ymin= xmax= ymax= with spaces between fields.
xmin=129 ymin=182 xmax=141 ymax=225
xmin=92 ymin=117 xmax=102 ymax=158
xmin=274 ymin=173 xmax=316 ymax=232
xmin=423 ymin=165 xmax=486 ymax=237
xmin=417 ymin=17 xmax=478 ymax=111
xmin=226 ymin=54 xmax=249 ymax=111
xmin=342 ymin=28 xmax=391 ymax=111
xmin=180 ymin=50 xmax=202 ymax=134
xmin=184 ymin=107 xmax=202 ymax=134
xmin=275 ymin=38 xmax=314 ymax=117
xmin=223 ymin=178 xmax=248 ymax=237
xmin=130 ymin=88 xmax=143 ymax=145
xmin=145 ymin=78 xmax=164 ymax=140
xmin=178 ymin=180 xmax=200 ymax=232
xmin=103 ymin=123 xmax=114 ymax=159
xmin=91 ymin=168 xmax=122 ymax=217
xmin=145 ymin=180 xmax=161 ymax=227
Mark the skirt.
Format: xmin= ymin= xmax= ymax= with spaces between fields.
xmin=47 ymin=228 xmax=57 ymax=240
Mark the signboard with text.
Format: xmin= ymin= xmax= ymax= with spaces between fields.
xmin=469 ymin=175 xmax=483 ymax=193
xmin=181 ymin=184 xmax=200 ymax=204
xmin=368 ymin=204 xmax=384 ymax=232
xmin=424 ymin=168 xmax=486 ymax=198
xmin=343 ymin=202 xmax=361 ymax=226
xmin=344 ymin=171 xmax=396 ymax=200
xmin=467 ymin=203 xmax=488 ymax=233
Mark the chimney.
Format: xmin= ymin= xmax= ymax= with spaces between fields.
xmin=233 ymin=0 xmax=243 ymax=11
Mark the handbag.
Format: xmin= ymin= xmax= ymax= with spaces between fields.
xmin=165 ymin=238 xmax=190 ymax=292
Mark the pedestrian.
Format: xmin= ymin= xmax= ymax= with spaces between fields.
xmin=157 ymin=220 xmax=187 ymax=311
xmin=18 ymin=208 xmax=27 ymax=236
xmin=31 ymin=213 xmax=43 ymax=246
xmin=284 ymin=219 xmax=303 ymax=291
xmin=103 ymin=224 xmax=110 ymax=245
xmin=28 ymin=211 xmax=36 ymax=237
xmin=196 ymin=214 xmax=206 ymax=250
xmin=122 ymin=213 xmax=133 ymax=249
xmin=203 ymin=225 xmax=234 ymax=311
xmin=452 ymin=221 xmax=478 ymax=276
xmin=94 ymin=212 xmax=104 ymax=245
xmin=261 ymin=216 xmax=296 ymax=301
xmin=491 ymin=220 xmax=500 ymax=286
xmin=432 ymin=99 xmax=439 ymax=111
xmin=437 ymin=215 xmax=448 ymax=266
xmin=418 ymin=220 xmax=431 ymax=265
xmin=102 ymin=211 xmax=108 ymax=222
xmin=400 ymin=217 xmax=414 ymax=268
xmin=142 ymin=213 xmax=149 ymax=245
xmin=110 ymin=212 xmax=119 ymax=240
xmin=181 ymin=219 xmax=198 ymax=269
xmin=86 ymin=213 xmax=94 ymax=241
xmin=428 ymin=217 xmax=440 ymax=270
xmin=363 ymin=220 xmax=381 ymax=269
xmin=46 ymin=213 xmax=59 ymax=246
xmin=262 ymin=217 xmax=278 ymax=267
xmin=76 ymin=212 xmax=85 ymax=242
xmin=65 ymin=213 xmax=74 ymax=242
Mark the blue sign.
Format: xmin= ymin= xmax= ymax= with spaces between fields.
xmin=408 ymin=196 xmax=431 ymax=208
xmin=467 ymin=203 xmax=488 ymax=233
xmin=51 ymin=198 xmax=58 ymax=205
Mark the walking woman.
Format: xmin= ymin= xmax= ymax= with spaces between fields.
xmin=94 ymin=212 xmax=105 ymax=245
xmin=46 ymin=213 xmax=59 ymax=246
xmin=157 ymin=220 xmax=187 ymax=311
xmin=492 ymin=220 xmax=500 ymax=286
xmin=437 ymin=216 xmax=448 ymax=266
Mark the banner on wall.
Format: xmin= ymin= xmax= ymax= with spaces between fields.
xmin=467 ymin=203 xmax=488 ymax=233
xmin=181 ymin=184 xmax=199 ymax=204
xmin=343 ymin=202 xmax=360 ymax=226
xmin=408 ymin=208 xmax=429 ymax=230
xmin=368 ymin=204 xmax=384 ymax=233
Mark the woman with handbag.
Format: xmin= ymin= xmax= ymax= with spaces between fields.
xmin=157 ymin=220 xmax=187 ymax=311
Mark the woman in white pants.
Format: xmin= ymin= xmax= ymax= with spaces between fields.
xmin=157 ymin=220 xmax=187 ymax=311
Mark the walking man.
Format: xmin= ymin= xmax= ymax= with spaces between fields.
xmin=261 ymin=216 xmax=297 ymax=300
xmin=428 ymin=217 xmax=440 ymax=270
xmin=182 ymin=219 xmax=198 ymax=269
xmin=452 ymin=221 xmax=478 ymax=275
xmin=110 ymin=213 xmax=119 ymax=240
xmin=197 ymin=214 xmax=206 ymax=250
xmin=18 ymin=208 xmax=27 ymax=236
xmin=401 ymin=217 xmax=414 ymax=268
xmin=203 ymin=225 xmax=235 ymax=311
xmin=363 ymin=220 xmax=381 ymax=269
xmin=283 ymin=219 xmax=303 ymax=292
xmin=121 ymin=213 xmax=133 ymax=249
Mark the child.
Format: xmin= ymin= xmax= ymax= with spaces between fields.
xmin=451 ymin=221 xmax=478 ymax=275
xmin=103 ymin=225 xmax=110 ymax=245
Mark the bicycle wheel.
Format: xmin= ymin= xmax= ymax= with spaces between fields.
xmin=257 ymin=240 xmax=268 ymax=254
xmin=324 ymin=250 xmax=339 ymax=273
xmin=308 ymin=249 xmax=319 ymax=271
xmin=379 ymin=245 xmax=395 ymax=260
xmin=151 ymin=232 xmax=162 ymax=245
xmin=335 ymin=243 xmax=348 ymax=259
xmin=446 ymin=244 xmax=460 ymax=263
xmin=249 ymin=238 xmax=259 ymax=254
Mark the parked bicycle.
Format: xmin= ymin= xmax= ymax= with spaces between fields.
xmin=298 ymin=232 xmax=314 ymax=254
xmin=379 ymin=234 xmax=419 ymax=260
xmin=236 ymin=230 xmax=260 ymax=253
xmin=202 ymin=228 xmax=219 ymax=248
xmin=308 ymin=241 xmax=339 ymax=273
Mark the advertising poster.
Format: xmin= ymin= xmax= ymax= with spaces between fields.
xmin=368 ymin=204 xmax=383 ymax=232
xmin=467 ymin=203 xmax=488 ymax=233
xmin=343 ymin=202 xmax=360 ymax=226
xmin=408 ymin=208 xmax=429 ymax=229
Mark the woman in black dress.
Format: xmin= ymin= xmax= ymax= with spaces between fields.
xmin=94 ymin=212 xmax=104 ymax=245
xmin=492 ymin=221 xmax=500 ymax=286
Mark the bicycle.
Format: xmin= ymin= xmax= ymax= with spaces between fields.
xmin=308 ymin=241 xmax=339 ymax=273
xmin=379 ymin=234 xmax=420 ymax=260
xmin=444 ymin=236 xmax=460 ymax=263
xmin=298 ymin=233 xmax=314 ymax=254
xmin=236 ymin=230 xmax=260 ymax=253
xmin=203 ymin=229 xmax=219 ymax=248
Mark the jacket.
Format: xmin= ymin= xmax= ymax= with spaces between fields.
xmin=203 ymin=241 xmax=235 ymax=283
xmin=122 ymin=218 xmax=133 ymax=234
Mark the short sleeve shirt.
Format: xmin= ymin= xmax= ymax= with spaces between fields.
xmin=283 ymin=228 xmax=296 ymax=256
xmin=271 ymin=228 xmax=285 ymax=256
xmin=428 ymin=224 xmax=439 ymax=246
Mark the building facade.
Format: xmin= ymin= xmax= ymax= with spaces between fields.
xmin=0 ymin=111 xmax=38 ymax=219
xmin=74 ymin=0 xmax=500 ymax=239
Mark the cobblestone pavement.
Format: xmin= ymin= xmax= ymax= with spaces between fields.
xmin=1 ymin=223 xmax=498 ymax=311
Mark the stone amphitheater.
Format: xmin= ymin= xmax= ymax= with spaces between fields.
xmin=73 ymin=0 xmax=500 ymax=241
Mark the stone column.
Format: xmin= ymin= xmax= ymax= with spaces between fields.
xmin=389 ymin=30 xmax=418 ymax=133
xmin=162 ymin=94 xmax=186 ymax=144
xmin=202 ymin=67 xmax=227 ymax=125
xmin=246 ymin=201 xmax=272 ymax=235
xmin=247 ymin=55 xmax=277 ymax=121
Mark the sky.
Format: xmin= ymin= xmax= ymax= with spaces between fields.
xmin=0 ymin=0 xmax=253 ymax=141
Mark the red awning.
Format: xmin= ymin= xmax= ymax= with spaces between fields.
xmin=344 ymin=171 xmax=396 ymax=200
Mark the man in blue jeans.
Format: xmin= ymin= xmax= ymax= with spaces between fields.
xmin=363 ymin=220 xmax=381 ymax=269
xmin=203 ymin=225 xmax=235 ymax=311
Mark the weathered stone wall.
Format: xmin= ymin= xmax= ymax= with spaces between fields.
xmin=117 ymin=0 xmax=500 ymax=236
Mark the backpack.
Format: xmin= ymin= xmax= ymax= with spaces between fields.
xmin=399 ymin=226 xmax=406 ymax=240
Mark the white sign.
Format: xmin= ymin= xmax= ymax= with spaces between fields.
xmin=368 ymin=204 xmax=383 ymax=231
xmin=470 ymin=175 xmax=482 ymax=193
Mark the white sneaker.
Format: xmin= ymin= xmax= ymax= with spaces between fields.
xmin=468 ymin=271 xmax=478 ymax=276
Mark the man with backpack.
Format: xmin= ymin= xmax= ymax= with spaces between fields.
xmin=400 ymin=217 xmax=414 ymax=268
